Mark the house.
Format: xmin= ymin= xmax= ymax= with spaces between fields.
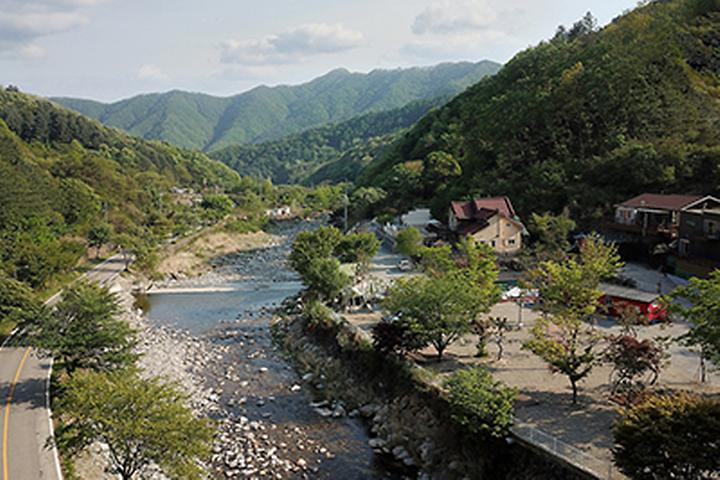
xmin=448 ymin=197 xmax=524 ymax=255
xmin=400 ymin=209 xmax=435 ymax=237
xmin=611 ymin=193 xmax=708 ymax=240
xmin=599 ymin=283 xmax=667 ymax=323
xmin=674 ymin=196 xmax=720 ymax=276
xmin=265 ymin=205 xmax=292 ymax=219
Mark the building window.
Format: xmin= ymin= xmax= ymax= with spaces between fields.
xmin=491 ymin=240 xmax=496 ymax=247
xmin=508 ymin=239 xmax=516 ymax=246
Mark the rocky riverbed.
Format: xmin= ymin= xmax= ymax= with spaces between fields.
xmin=119 ymin=219 xmax=408 ymax=479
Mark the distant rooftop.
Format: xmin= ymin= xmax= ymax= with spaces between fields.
xmin=619 ymin=193 xmax=704 ymax=211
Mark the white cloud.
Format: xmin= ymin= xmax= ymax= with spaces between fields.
xmin=221 ymin=23 xmax=364 ymax=65
xmin=0 ymin=12 xmax=89 ymax=40
xmin=0 ymin=0 xmax=102 ymax=56
xmin=412 ymin=0 xmax=498 ymax=35
xmin=137 ymin=64 xmax=168 ymax=81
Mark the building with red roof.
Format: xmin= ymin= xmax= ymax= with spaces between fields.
xmin=448 ymin=196 xmax=525 ymax=255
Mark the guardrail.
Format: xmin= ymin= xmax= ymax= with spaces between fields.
xmin=512 ymin=424 xmax=621 ymax=479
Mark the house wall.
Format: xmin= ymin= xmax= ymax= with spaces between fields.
xmin=448 ymin=209 xmax=459 ymax=231
xmin=679 ymin=210 xmax=720 ymax=261
xmin=470 ymin=215 xmax=523 ymax=255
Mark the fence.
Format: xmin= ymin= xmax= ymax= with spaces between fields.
xmin=511 ymin=424 xmax=621 ymax=480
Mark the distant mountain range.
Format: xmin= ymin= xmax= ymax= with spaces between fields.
xmin=52 ymin=61 xmax=501 ymax=152
xmin=208 ymin=97 xmax=444 ymax=184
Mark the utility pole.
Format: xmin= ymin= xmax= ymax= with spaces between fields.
xmin=343 ymin=193 xmax=349 ymax=232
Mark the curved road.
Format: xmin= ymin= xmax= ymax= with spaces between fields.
xmin=0 ymin=255 xmax=127 ymax=480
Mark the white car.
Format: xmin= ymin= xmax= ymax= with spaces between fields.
xmin=397 ymin=259 xmax=414 ymax=271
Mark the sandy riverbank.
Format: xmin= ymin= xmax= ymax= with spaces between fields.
xmin=156 ymin=228 xmax=280 ymax=279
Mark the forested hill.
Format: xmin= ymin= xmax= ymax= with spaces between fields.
xmin=209 ymin=98 xmax=443 ymax=184
xmin=360 ymin=0 xmax=720 ymax=223
xmin=0 ymin=87 xmax=240 ymax=289
xmin=53 ymin=61 xmax=501 ymax=152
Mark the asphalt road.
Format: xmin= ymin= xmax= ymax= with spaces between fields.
xmin=1 ymin=254 xmax=127 ymax=480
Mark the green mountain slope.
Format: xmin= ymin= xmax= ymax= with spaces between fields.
xmin=0 ymin=87 xmax=240 ymax=288
xmin=209 ymin=98 xmax=443 ymax=184
xmin=361 ymin=0 xmax=720 ymax=222
xmin=53 ymin=61 xmax=501 ymax=152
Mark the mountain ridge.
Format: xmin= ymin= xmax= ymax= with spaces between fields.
xmin=360 ymin=0 xmax=720 ymax=222
xmin=52 ymin=61 xmax=501 ymax=152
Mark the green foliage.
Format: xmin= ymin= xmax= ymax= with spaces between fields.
xmin=201 ymin=193 xmax=235 ymax=222
xmin=211 ymin=100 xmax=441 ymax=184
xmin=384 ymin=243 xmax=500 ymax=359
xmin=58 ymin=369 xmax=213 ymax=480
xmin=526 ymin=212 xmax=577 ymax=263
xmin=395 ymin=227 xmax=424 ymax=258
xmin=524 ymin=236 xmax=622 ymax=402
xmin=670 ymin=269 xmax=720 ymax=370
xmin=0 ymin=89 xmax=244 ymax=288
xmin=303 ymin=257 xmax=351 ymax=302
xmin=613 ymin=393 xmax=720 ymax=480
xmin=362 ymin=0 xmax=720 ymax=221
xmin=444 ymin=367 xmax=517 ymax=438
xmin=0 ymin=271 xmax=41 ymax=336
xmin=87 ymin=223 xmax=113 ymax=256
xmin=335 ymin=232 xmax=381 ymax=264
xmin=33 ymin=282 xmax=137 ymax=375
xmin=56 ymin=62 xmax=501 ymax=152
xmin=289 ymin=226 xmax=344 ymax=277
xmin=303 ymin=299 xmax=336 ymax=330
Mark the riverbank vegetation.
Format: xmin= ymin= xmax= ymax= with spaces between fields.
xmin=13 ymin=281 xmax=213 ymax=479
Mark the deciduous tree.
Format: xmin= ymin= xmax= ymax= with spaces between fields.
xmin=613 ymin=393 xmax=720 ymax=480
xmin=669 ymin=270 xmax=720 ymax=382
xmin=34 ymin=282 xmax=137 ymax=375
xmin=59 ymin=369 xmax=213 ymax=480
xmin=524 ymin=235 xmax=622 ymax=403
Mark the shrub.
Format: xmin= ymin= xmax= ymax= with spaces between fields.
xmin=303 ymin=300 xmax=335 ymax=330
xmin=371 ymin=320 xmax=425 ymax=356
xmin=444 ymin=367 xmax=516 ymax=438
xmin=613 ymin=393 xmax=720 ymax=480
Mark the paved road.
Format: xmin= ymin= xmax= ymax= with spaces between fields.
xmin=1 ymin=255 xmax=127 ymax=480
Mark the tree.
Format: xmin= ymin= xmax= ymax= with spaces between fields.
xmin=88 ymin=223 xmax=113 ymax=259
xmin=335 ymin=231 xmax=380 ymax=274
xmin=0 ymin=271 xmax=41 ymax=335
xmin=669 ymin=270 xmax=720 ymax=382
xmin=371 ymin=319 xmax=426 ymax=357
xmin=289 ymin=226 xmax=343 ymax=278
xmin=395 ymin=227 xmax=423 ymax=258
xmin=112 ymin=233 xmax=138 ymax=270
xmin=613 ymin=393 xmax=720 ymax=480
xmin=444 ymin=367 xmax=516 ymax=438
xmin=605 ymin=335 xmax=665 ymax=403
xmin=33 ymin=282 xmax=137 ymax=375
xmin=303 ymin=257 xmax=351 ymax=302
xmin=59 ymin=369 xmax=213 ymax=480
xmin=200 ymin=194 xmax=234 ymax=222
xmin=524 ymin=235 xmax=622 ymax=403
xmin=384 ymin=243 xmax=500 ymax=360
xmin=527 ymin=211 xmax=576 ymax=263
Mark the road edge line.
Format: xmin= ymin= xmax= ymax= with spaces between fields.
xmin=2 ymin=347 xmax=32 ymax=480
xmin=45 ymin=357 xmax=63 ymax=480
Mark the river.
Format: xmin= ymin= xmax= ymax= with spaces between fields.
xmin=141 ymin=220 xmax=408 ymax=479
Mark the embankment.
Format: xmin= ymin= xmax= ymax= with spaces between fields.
xmin=272 ymin=305 xmax=593 ymax=480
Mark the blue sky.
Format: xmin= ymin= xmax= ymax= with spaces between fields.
xmin=0 ymin=0 xmax=639 ymax=101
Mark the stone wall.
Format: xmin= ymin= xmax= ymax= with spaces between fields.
xmin=272 ymin=306 xmax=589 ymax=480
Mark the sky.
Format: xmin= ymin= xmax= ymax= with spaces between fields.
xmin=0 ymin=0 xmax=639 ymax=102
